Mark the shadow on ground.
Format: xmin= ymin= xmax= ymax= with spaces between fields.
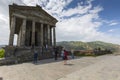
xmin=31 ymin=56 xmax=81 ymax=65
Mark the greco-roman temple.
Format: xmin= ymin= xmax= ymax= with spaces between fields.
xmin=3 ymin=4 xmax=58 ymax=64
xmin=9 ymin=4 xmax=57 ymax=47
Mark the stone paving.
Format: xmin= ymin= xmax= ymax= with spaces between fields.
xmin=0 ymin=55 xmax=120 ymax=80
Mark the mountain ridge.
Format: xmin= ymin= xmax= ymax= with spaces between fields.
xmin=56 ymin=41 xmax=120 ymax=51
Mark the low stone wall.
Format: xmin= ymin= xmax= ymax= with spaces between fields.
xmin=0 ymin=46 xmax=55 ymax=65
xmin=74 ymin=50 xmax=113 ymax=56
xmin=0 ymin=57 xmax=16 ymax=66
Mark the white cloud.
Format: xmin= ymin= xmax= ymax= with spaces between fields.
xmin=60 ymin=2 xmax=92 ymax=18
xmin=41 ymin=0 xmax=73 ymax=19
xmin=0 ymin=0 xmax=120 ymax=45
xmin=108 ymin=29 xmax=115 ymax=32
xmin=109 ymin=22 xmax=118 ymax=26
xmin=50 ymin=0 xmax=104 ymax=42
xmin=21 ymin=0 xmax=37 ymax=6
xmin=102 ymin=20 xmax=119 ymax=26
xmin=56 ymin=13 xmax=103 ymax=41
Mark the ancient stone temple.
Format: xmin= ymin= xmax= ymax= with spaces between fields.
xmin=9 ymin=4 xmax=57 ymax=47
xmin=0 ymin=4 xmax=58 ymax=65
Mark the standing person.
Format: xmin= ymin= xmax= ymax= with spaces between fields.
xmin=63 ymin=50 xmax=68 ymax=65
xmin=31 ymin=44 xmax=34 ymax=50
xmin=41 ymin=47 xmax=43 ymax=55
xmin=54 ymin=47 xmax=58 ymax=60
xmin=61 ymin=49 xmax=64 ymax=60
xmin=52 ymin=46 xmax=55 ymax=56
xmin=33 ymin=50 xmax=38 ymax=63
xmin=46 ymin=44 xmax=48 ymax=51
xmin=71 ymin=49 xmax=74 ymax=59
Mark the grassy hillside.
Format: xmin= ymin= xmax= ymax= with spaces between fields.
xmin=57 ymin=41 xmax=120 ymax=52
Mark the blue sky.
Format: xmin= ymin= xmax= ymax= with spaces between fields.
xmin=0 ymin=0 xmax=120 ymax=45
xmin=93 ymin=0 xmax=120 ymax=20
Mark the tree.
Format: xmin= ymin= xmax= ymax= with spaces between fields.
xmin=0 ymin=48 xmax=5 ymax=58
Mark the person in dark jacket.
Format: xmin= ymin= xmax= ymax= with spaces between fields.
xmin=33 ymin=50 xmax=38 ymax=63
xmin=54 ymin=47 xmax=58 ymax=60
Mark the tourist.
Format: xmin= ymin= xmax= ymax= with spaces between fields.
xmin=54 ymin=47 xmax=58 ymax=60
xmin=51 ymin=46 xmax=55 ymax=56
xmin=71 ymin=49 xmax=74 ymax=59
xmin=46 ymin=44 xmax=48 ymax=51
xmin=61 ymin=49 xmax=64 ymax=60
xmin=63 ymin=50 xmax=68 ymax=65
xmin=33 ymin=50 xmax=38 ymax=63
xmin=31 ymin=44 xmax=34 ymax=49
xmin=40 ymin=46 xmax=43 ymax=56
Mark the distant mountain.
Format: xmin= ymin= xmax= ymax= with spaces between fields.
xmin=0 ymin=45 xmax=5 ymax=49
xmin=57 ymin=41 xmax=120 ymax=52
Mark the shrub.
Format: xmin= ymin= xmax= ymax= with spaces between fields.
xmin=0 ymin=48 xmax=5 ymax=58
xmin=74 ymin=50 xmax=95 ymax=56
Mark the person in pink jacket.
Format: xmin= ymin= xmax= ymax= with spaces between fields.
xmin=63 ymin=50 xmax=68 ymax=65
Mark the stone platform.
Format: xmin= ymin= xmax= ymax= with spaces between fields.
xmin=0 ymin=55 xmax=120 ymax=80
xmin=0 ymin=46 xmax=57 ymax=65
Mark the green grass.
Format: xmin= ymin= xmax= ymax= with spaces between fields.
xmin=0 ymin=48 xmax=5 ymax=58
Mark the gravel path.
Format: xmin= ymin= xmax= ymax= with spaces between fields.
xmin=0 ymin=55 xmax=120 ymax=80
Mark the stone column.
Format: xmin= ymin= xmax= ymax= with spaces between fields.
xmin=50 ymin=27 xmax=52 ymax=46
xmin=9 ymin=16 xmax=16 ymax=46
xmin=53 ymin=27 xmax=56 ymax=47
xmin=47 ymin=25 xmax=50 ymax=46
xmin=40 ymin=23 xmax=43 ymax=46
xmin=45 ymin=26 xmax=48 ymax=46
xmin=31 ymin=21 xmax=35 ymax=46
xmin=19 ymin=27 xmax=22 ymax=46
xmin=21 ymin=19 xmax=26 ymax=46
xmin=17 ymin=29 xmax=21 ymax=46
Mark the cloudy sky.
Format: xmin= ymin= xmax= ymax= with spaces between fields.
xmin=0 ymin=0 xmax=120 ymax=45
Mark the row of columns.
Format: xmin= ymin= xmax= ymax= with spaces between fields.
xmin=9 ymin=16 xmax=56 ymax=47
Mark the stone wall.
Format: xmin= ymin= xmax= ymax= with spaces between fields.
xmin=0 ymin=46 xmax=55 ymax=65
